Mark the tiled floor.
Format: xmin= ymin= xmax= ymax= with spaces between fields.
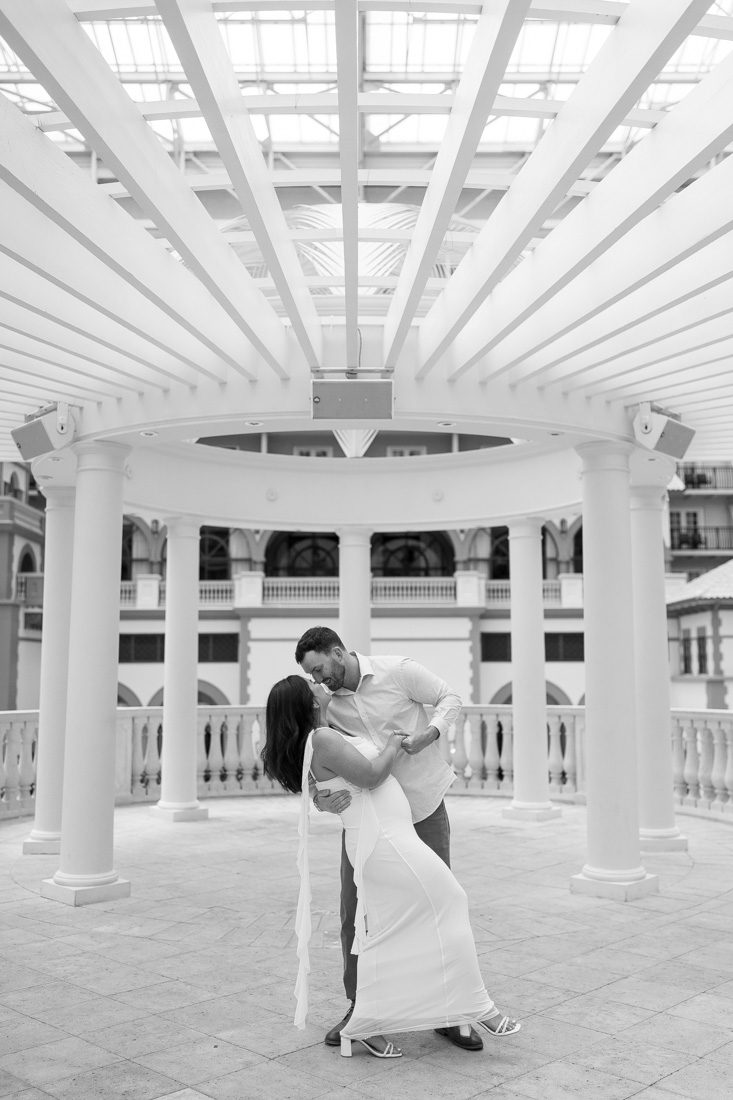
xmin=1 ymin=796 xmax=733 ymax=1099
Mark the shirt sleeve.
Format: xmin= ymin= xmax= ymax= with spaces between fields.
xmin=394 ymin=657 xmax=462 ymax=737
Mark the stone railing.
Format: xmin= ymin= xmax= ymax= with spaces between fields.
xmin=485 ymin=580 xmax=563 ymax=606
xmin=262 ymin=577 xmax=340 ymax=604
xmin=3 ymin=706 xmax=733 ymax=821
xmin=372 ymin=577 xmax=455 ymax=604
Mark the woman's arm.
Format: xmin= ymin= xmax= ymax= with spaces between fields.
xmin=312 ymin=727 xmax=403 ymax=789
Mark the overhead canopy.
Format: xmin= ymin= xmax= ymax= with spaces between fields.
xmin=1 ymin=0 xmax=732 ymax=479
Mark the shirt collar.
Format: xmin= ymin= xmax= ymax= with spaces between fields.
xmin=332 ymin=651 xmax=373 ymax=694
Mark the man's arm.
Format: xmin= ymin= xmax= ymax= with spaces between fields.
xmin=395 ymin=658 xmax=462 ymax=755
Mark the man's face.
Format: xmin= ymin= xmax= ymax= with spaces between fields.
xmin=300 ymin=647 xmax=346 ymax=692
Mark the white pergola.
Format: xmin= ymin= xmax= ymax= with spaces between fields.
xmin=2 ymin=1 xmax=732 ymax=905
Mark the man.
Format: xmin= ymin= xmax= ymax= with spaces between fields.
xmin=295 ymin=624 xmax=483 ymax=1053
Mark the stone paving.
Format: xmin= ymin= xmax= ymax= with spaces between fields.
xmin=1 ymin=796 xmax=733 ymax=1099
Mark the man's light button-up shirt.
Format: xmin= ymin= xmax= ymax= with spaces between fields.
xmin=325 ymin=653 xmax=461 ymax=824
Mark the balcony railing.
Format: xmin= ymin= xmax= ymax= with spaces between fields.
xmin=485 ymin=580 xmax=563 ymax=605
xmin=679 ymin=464 xmax=733 ymax=491
xmin=670 ymin=526 xmax=733 ymax=551
xmin=262 ymin=577 xmax=339 ymax=604
xmin=3 ymin=706 xmax=733 ymax=823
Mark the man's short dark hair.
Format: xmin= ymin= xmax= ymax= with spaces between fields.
xmin=295 ymin=625 xmax=346 ymax=665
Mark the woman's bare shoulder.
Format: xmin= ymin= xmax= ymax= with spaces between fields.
xmin=312 ymin=725 xmax=341 ymax=746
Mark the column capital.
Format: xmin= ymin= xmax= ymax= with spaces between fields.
xmin=162 ymin=516 xmax=200 ymax=540
xmin=508 ymin=516 xmax=544 ymax=540
xmin=629 ymin=484 xmax=667 ymax=512
xmin=72 ymin=440 xmax=131 ymax=474
xmin=338 ymin=526 xmax=372 ymax=546
xmin=575 ymin=440 xmax=633 ymax=474
xmin=41 ymin=485 xmax=76 ymax=512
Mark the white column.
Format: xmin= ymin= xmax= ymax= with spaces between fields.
xmin=504 ymin=518 xmax=560 ymax=822
xmin=630 ymin=483 xmax=687 ymax=851
xmin=570 ymin=442 xmax=658 ymax=901
xmin=23 ymin=487 xmax=75 ymax=855
xmin=338 ymin=527 xmax=371 ymax=653
xmin=152 ymin=517 xmax=208 ymax=822
xmin=41 ymin=442 xmax=131 ymax=906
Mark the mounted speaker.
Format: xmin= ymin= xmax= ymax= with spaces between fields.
xmin=312 ymin=379 xmax=393 ymax=420
xmin=632 ymin=404 xmax=695 ymax=460
xmin=11 ymin=404 xmax=76 ymax=461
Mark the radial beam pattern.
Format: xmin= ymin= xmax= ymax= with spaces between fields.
xmin=0 ymin=0 xmax=731 ymax=458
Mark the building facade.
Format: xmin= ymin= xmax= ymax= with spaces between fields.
xmin=5 ymin=445 xmax=731 ymax=714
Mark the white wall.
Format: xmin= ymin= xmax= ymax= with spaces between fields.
xmin=244 ymin=614 xmax=473 ymax=706
xmin=15 ymin=636 xmax=41 ymax=708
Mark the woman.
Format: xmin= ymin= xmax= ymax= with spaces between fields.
xmin=262 ymin=674 xmax=520 ymax=1059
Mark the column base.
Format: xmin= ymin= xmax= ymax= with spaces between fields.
xmin=639 ymin=828 xmax=688 ymax=852
xmin=23 ymin=832 xmax=61 ymax=855
xmin=41 ymin=877 xmax=131 ymax=907
xmin=570 ymin=871 xmax=659 ymax=901
xmin=502 ymin=803 xmax=562 ymax=822
xmin=151 ymin=803 xmax=209 ymax=822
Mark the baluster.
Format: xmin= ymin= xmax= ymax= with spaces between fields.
xmin=18 ymin=721 xmax=36 ymax=810
xmin=547 ymin=713 xmax=564 ymax=793
xmin=240 ymin=713 xmax=258 ymax=791
xmin=251 ymin=715 xmax=266 ymax=787
xmin=682 ymin=718 xmax=700 ymax=806
xmin=145 ymin=718 xmax=162 ymax=799
xmin=671 ymin=716 xmax=686 ymax=802
xmin=710 ymin=720 xmax=728 ymax=813
xmin=484 ymin=712 xmax=500 ymax=789
xmin=498 ymin=711 xmax=513 ymax=793
xmin=574 ymin=714 xmax=586 ymax=802
xmin=4 ymin=722 xmax=21 ymax=811
xmin=207 ymin=715 xmax=225 ymax=794
xmin=222 ymin=715 xmax=239 ymax=789
xmin=130 ymin=717 xmax=146 ymax=797
xmin=698 ymin=720 xmax=715 ymax=807
xmin=232 ymin=716 xmax=245 ymax=790
xmin=0 ymin=729 xmax=7 ymax=812
xmin=723 ymin=720 xmax=733 ymax=815
xmin=452 ymin=716 xmax=469 ymax=786
xmin=465 ymin=713 xmax=484 ymax=791
xmin=563 ymin=714 xmax=577 ymax=794
xmin=197 ymin=712 xmax=209 ymax=797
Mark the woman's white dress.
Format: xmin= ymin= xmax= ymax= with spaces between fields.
xmin=295 ymin=730 xmax=495 ymax=1039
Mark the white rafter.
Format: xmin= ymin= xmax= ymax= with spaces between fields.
xmin=334 ymin=0 xmax=360 ymax=370
xmin=445 ymin=43 xmax=733 ymax=383
xmin=381 ymin=0 xmax=530 ymax=370
xmin=416 ymin=0 xmax=713 ymax=378
xmin=156 ymin=0 xmax=321 ymax=368
xmin=0 ymin=0 xmax=292 ymax=378
xmin=333 ymin=429 xmax=378 ymax=458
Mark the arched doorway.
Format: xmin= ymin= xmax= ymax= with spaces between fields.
xmin=371 ymin=531 xmax=454 ymax=576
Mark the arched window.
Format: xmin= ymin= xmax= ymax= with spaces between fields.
xmin=121 ymin=521 xmax=134 ymax=580
xmin=488 ymin=527 xmax=509 ymax=580
xmin=371 ymin=532 xmax=454 ymax=577
xmin=200 ymin=526 xmax=231 ymax=580
xmin=265 ymin=532 xmax=339 ymax=576
xmin=18 ymin=549 xmax=35 ymax=573
xmin=572 ymin=527 xmax=583 ymax=573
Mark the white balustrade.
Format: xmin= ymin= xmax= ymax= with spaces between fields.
xmin=4 ymin=705 xmax=733 ymax=821
xmin=119 ymin=581 xmax=136 ymax=606
xmin=0 ymin=713 xmax=37 ymax=818
xmin=371 ymin=577 xmax=456 ymax=604
xmin=263 ymin=577 xmax=340 ymax=604
xmin=672 ymin=710 xmax=733 ymax=815
xmin=198 ymin=581 xmax=234 ymax=605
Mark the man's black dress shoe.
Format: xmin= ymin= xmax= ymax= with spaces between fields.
xmin=434 ymin=1025 xmax=483 ymax=1051
xmin=325 ymin=1001 xmax=355 ymax=1046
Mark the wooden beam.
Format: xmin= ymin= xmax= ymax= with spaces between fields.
xmin=0 ymin=0 xmax=292 ymax=377
xmin=382 ymin=0 xmax=530 ymax=370
xmin=416 ymin=0 xmax=713 ymax=378
xmin=447 ymin=44 xmax=733 ymax=382
xmin=157 ymin=0 xmax=321 ymax=367
xmin=334 ymin=0 xmax=360 ymax=369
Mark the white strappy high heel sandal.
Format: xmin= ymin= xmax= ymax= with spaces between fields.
xmin=341 ymin=1035 xmax=403 ymax=1058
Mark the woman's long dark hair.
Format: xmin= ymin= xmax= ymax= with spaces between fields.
xmin=262 ymin=674 xmax=316 ymax=793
